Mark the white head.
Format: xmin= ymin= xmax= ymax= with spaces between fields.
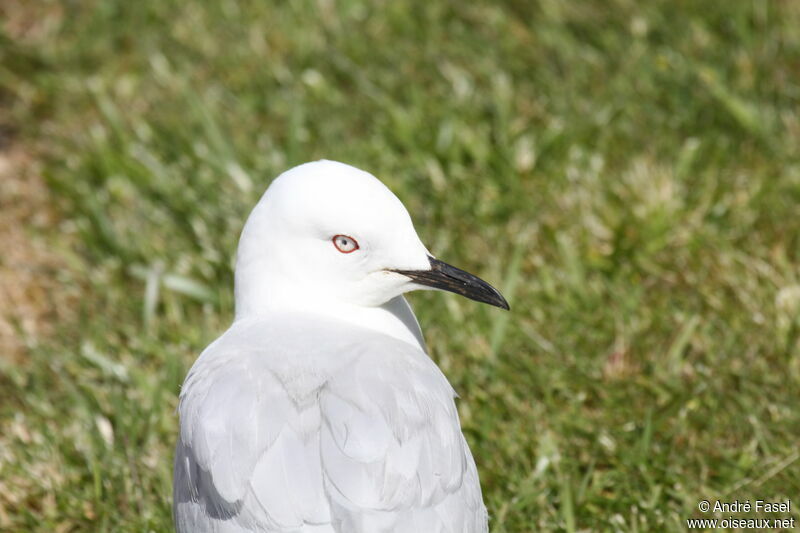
xmin=234 ymin=160 xmax=507 ymax=318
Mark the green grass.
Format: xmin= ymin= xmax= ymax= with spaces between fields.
xmin=2 ymin=0 xmax=800 ymax=531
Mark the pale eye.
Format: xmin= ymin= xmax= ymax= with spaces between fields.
xmin=332 ymin=234 xmax=359 ymax=253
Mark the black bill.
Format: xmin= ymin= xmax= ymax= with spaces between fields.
xmin=393 ymin=257 xmax=510 ymax=310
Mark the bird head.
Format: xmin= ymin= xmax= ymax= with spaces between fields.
xmin=234 ymin=160 xmax=508 ymax=317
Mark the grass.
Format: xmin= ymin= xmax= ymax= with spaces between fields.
xmin=2 ymin=0 xmax=800 ymax=531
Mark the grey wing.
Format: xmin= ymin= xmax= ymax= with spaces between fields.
xmin=319 ymin=338 xmax=489 ymax=533
xmin=173 ymin=354 xmax=332 ymax=533
xmin=173 ymin=327 xmax=487 ymax=533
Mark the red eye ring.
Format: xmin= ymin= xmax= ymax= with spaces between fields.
xmin=332 ymin=234 xmax=359 ymax=253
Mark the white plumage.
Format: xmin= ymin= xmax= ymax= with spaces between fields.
xmin=173 ymin=160 xmax=507 ymax=532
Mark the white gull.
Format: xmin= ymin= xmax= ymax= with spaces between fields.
xmin=173 ymin=160 xmax=509 ymax=532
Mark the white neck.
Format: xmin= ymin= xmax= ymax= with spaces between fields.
xmin=234 ymin=269 xmax=426 ymax=351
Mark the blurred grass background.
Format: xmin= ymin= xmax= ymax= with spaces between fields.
xmin=2 ymin=0 xmax=800 ymax=531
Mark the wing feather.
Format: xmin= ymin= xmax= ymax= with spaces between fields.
xmin=177 ymin=351 xmax=327 ymax=530
xmin=319 ymin=337 xmax=486 ymax=531
xmin=174 ymin=317 xmax=487 ymax=533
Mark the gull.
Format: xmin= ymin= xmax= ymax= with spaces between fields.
xmin=173 ymin=160 xmax=509 ymax=533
